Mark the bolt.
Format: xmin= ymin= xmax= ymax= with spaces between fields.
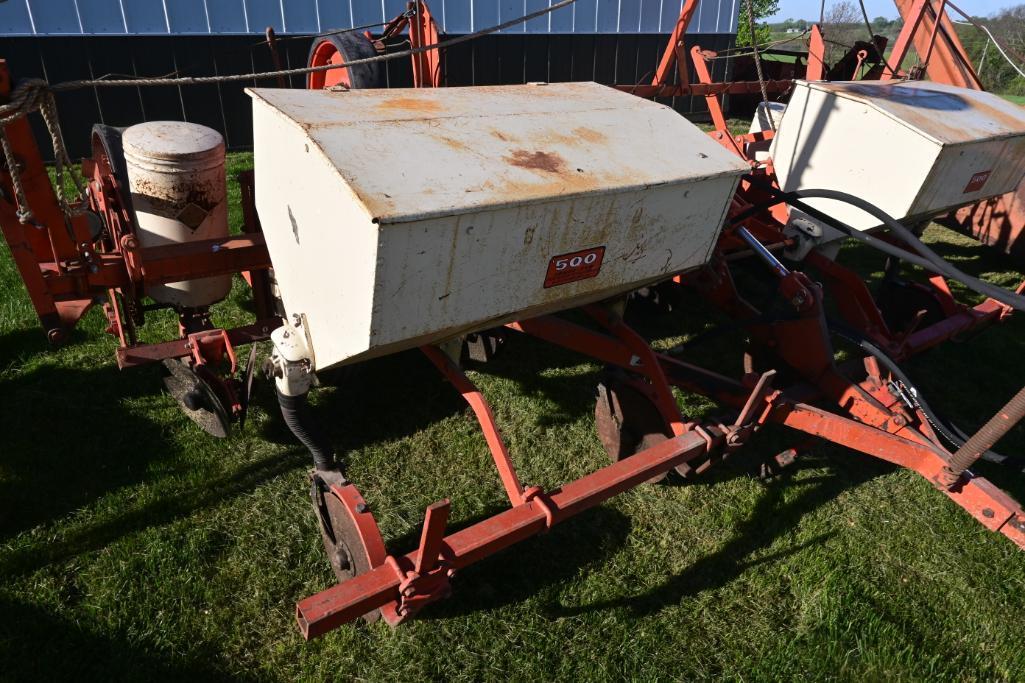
xmin=892 ymin=415 xmax=906 ymax=427
xmin=983 ymin=508 xmax=995 ymax=518
xmin=355 ymin=502 xmax=368 ymax=514
xmin=292 ymin=313 xmax=302 ymax=327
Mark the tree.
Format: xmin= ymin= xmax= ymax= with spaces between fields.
xmin=955 ymin=4 xmax=1025 ymax=95
xmin=736 ymin=0 xmax=782 ymax=47
xmin=822 ymin=0 xmax=864 ymax=65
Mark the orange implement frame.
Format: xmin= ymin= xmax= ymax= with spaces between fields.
xmin=613 ymin=0 xmax=797 ymax=100
xmin=0 ymin=60 xmax=274 ymax=363
xmin=377 ymin=0 xmax=442 ymax=88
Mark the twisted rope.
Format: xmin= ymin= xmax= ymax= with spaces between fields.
xmin=0 ymin=0 xmax=577 ymax=224
xmin=1 ymin=78 xmax=87 ymax=223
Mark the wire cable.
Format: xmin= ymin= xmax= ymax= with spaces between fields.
xmin=739 ymin=178 xmax=1025 ymax=314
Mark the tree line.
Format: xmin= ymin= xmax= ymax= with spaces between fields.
xmin=740 ymin=0 xmax=1025 ymax=97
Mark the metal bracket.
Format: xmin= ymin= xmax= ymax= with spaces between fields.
xmin=384 ymin=500 xmax=455 ymax=623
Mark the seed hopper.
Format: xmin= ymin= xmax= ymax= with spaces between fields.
xmin=2 ymin=0 xmax=1025 ymax=640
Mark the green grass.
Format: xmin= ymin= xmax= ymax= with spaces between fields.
xmin=1002 ymin=94 xmax=1025 ymax=106
xmin=4 ymin=154 xmax=1025 ymax=680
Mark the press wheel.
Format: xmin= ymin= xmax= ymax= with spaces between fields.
xmin=310 ymin=476 xmax=384 ymax=623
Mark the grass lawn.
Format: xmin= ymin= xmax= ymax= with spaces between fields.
xmin=4 ymin=152 xmax=1025 ymax=680
xmin=1003 ymin=94 xmax=1025 ymax=105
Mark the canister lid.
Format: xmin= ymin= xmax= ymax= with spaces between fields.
xmin=123 ymin=121 xmax=224 ymax=164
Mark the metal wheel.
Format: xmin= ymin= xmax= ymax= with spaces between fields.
xmin=162 ymin=358 xmax=232 ymax=438
xmin=595 ymin=373 xmax=673 ymax=484
xmin=307 ymin=32 xmax=386 ymax=90
xmin=310 ymin=476 xmax=383 ymax=623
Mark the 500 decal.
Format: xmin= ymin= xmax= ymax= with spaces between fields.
xmin=544 ymin=246 xmax=606 ymax=288
xmin=964 ymin=170 xmax=992 ymax=193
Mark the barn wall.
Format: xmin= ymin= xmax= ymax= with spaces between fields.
xmin=1 ymin=1 xmax=737 ymax=159
xmin=0 ymin=0 xmax=739 ymax=36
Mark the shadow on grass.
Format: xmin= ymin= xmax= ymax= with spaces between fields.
xmin=0 ymin=594 xmax=262 ymax=682
xmin=0 ymin=356 xmax=311 ymax=577
xmin=0 ymin=327 xmax=51 ymax=366
xmin=420 ymin=505 xmax=633 ymax=620
xmin=546 ymin=461 xmax=878 ymax=620
xmin=0 ymin=362 xmax=174 ymax=541
xmin=0 ymin=446 xmax=309 ymax=578
xmin=254 ymin=348 xmax=469 ymax=453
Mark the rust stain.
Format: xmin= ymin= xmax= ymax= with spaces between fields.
xmin=491 ymin=130 xmax=510 ymax=142
xmin=378 ymin=97 xmax=443 ymax=113
xmin=437 ymin=135 xmax=470 ymax=152
xmin=506 ymin=150 xmax=566 ymax=174
xmin=572 ymin=127 xmax=606 ymax=144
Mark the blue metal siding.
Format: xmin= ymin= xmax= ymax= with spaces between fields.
xmin=0 ymin=0 xmax=738 ymax=35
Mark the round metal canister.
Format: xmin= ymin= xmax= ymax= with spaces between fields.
xmin=122 ymin=121 xmax=231 ymax=308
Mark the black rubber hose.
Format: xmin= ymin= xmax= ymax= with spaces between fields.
xmin=276 ymin=388 xmax=337 ymax=471
xmin=739 ymin=177 xmax=1025 ymax=314
xmin=828 ymin=319 xmax=1019 ymax=468
xmin=947 ymin=384 xmax=1025 ymax=478
xmin=827 ymin=320 xmax=960 ymax=450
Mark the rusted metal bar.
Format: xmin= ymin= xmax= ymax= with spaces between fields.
xmin=421 ymin=345 xmax=526 ymax=505
xmin=115 ymin=318 xmax=279 ymax=368
xmin=943 ymin=384 xmax=1025 ymax=484
xmin=650 ymin=0 xmax=699 ymax=87
xmin=616 ymin=80 xmax=794 ymax=99
xmin=891 ymin=0 xmax=982 ymax=87
xmin=265 ymin=27 xmax=288 ymax=88
xmin=126 ymin=234 xmax=270 ymax=284
xmin=296 ymin=430 xmax=710 ymax=639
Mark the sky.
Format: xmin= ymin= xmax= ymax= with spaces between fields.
xmin=767 ymin=0 xmax=1014 ymax=21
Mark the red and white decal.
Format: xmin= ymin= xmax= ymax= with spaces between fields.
xmin=964 ymin=170 xmax=992 ymax=193
xmin=544 ymin=246 xmax=605 ymax=288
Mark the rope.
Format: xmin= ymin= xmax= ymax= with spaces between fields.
xmin=745 ymin=0 xmax=775 ymax=131
xmin=47 ymin=0 xmax=575 ymax=92
xmin=706 ymin=30 xmax=812 ymax=61
xmin=0 ymin=0 xmax=576 ymax=223
xmin=0 ymin=129 xmax=32 ymax=223
xmin=0 ymin=78 xmax=86 ymax=223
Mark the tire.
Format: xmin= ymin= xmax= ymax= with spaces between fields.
xmin=307 ymin=32 xmax=386 ymax=90
xmin=90 ymin=124 xmax=134 ymax=218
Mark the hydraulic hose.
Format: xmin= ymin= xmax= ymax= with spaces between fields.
xmin=739 ymin=177 xmax=1025 ymax=314
xmin=829 ymin=319 xmax=1021 ymax=472
xmin=827 ymin=320 xmax=961 ymax=449
xmin=276 ymin=388 xmax=337 ymax=471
